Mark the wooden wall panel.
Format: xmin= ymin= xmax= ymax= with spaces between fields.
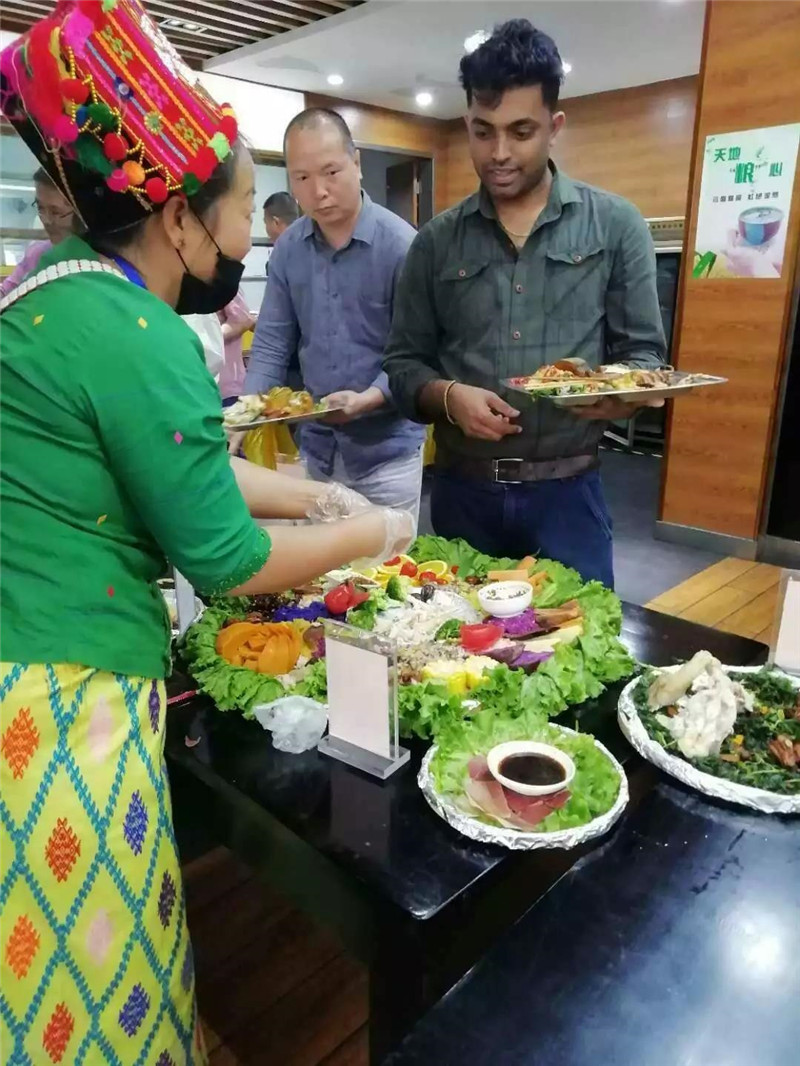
xmin=305 ymin=92 xmax=448 ymax=209
xmin=438 ymin=77 xmax=698 ymax=218
xmin=660 ymin=0 xmax=800 ymax=541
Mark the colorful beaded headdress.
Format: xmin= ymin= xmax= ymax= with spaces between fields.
xmin=0 ymin=0 xmax=239 ymax=232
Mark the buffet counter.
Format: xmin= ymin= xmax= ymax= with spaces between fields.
xmin=166 ymin=604 xmax=767 ymax=1063
xmin=387 ymin=776 xmax=800 ymax=1066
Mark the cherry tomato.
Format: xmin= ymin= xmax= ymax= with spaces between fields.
xmin=384 ymin=556 xmax=402 ymax=567
xmin=460 ymin=622 xmax=504 ymax=654
xmin=324 ymin=584 xmax=352 ymax=615
xmin=400 ymin=561 xmax=418 ymax=577
xmin=418 ymin=570 xmax=436 ymax=583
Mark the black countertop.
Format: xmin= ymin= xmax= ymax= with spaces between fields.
xmin=166 ymin=605 xmax=767 ymax=922
xmin=386 ymin=780 xmax=800 ymax=1066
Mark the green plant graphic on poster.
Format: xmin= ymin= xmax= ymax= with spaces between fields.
xmin=693 ymin=123 xmax=800 ymax=279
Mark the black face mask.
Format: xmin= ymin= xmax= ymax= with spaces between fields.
xmin=174 ymin=216 xmax=244 ymax=315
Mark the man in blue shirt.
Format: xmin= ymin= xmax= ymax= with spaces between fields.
xmin=245 ymin=108 xmax=425 ymax=517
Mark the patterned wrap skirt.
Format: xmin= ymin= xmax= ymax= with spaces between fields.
xmin=0 ymin=663 xmax=205 ymax=1065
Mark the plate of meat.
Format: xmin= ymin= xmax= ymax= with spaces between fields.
xmin=418 ymin=723 xmax=629 ymax=850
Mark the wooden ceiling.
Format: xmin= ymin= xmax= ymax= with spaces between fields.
xmin=0 ymin=0 xmax=364 ymax=65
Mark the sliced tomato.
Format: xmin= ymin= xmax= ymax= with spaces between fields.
xmin=418 ymin=570 xmax=436 ymax=583
xmin=460 ymin=622 xmax=504 ymax=654
xmin=324 ymin=584 xmax=353 ymax=615
xmin=384 ymin=556 xmax=402 ymax=567
xmin=451 ymin=565 xmax=459 ymax=574
xmin=348 ymin=587 xmax=371 ymax=607
xmin=400 ymin=561 xmax=418 ymax=577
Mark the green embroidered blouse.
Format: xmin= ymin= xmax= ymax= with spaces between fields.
xmin=0 ymin=236 xmax=270 ymax=678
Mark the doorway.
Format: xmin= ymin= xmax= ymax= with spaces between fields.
xmin=358 ymin=147 xmax=434 ymax=229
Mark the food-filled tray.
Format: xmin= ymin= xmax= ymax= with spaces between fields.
xmin=419 ymin=726 xmax=629 ymax=850
xmin=618 ymin=664 xmax=800 ymax=814
xmin=504 ymin=366 xmax=727 ymax=407
xmin=224 ymin=404 xmax=344 ymax=431
xmin=223 ymin=388 xmax=344 ymax=430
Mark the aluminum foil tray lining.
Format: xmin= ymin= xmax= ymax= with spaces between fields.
xmin=418 ymin=726 xmax=629 ymax=851
xmin=618 ymin=665 xmax=800 ymax=815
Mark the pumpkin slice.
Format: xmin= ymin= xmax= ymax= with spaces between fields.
xmin=216 ymin=622 xmax=262 ymax=658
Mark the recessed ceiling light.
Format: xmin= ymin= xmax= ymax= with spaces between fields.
xmin=464 ymin=30 xmax=489 ymax=54
xmin=161 ymin=16 xmax=208 ymax=34
xmin=415 ymin=91 xmax=433 ymax=108
xmin=327 ymin=74 xmax=344 ymax=87
xmin=562 ymin=61 xmax=573 ymax=75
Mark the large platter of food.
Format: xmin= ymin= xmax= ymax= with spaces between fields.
xmin=223 ymin=387 xmax=344 ymax=429
xmin=505 ymin=362 xmax=727 ymax=407
xmin=418 ymin=714 xmax=628 ymax=850
xmin=618 ymin=655 xmax=800 ymax=813
xmin=180 ymin=536 xmax=635 ymax=743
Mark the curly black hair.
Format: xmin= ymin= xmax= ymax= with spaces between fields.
xmin=459 ymin=19 xmax=565 ymax=111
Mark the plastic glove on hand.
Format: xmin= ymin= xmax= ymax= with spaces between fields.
xmin=307 ymin=481 xmax=374 ymax=523
xmin=353 ymin=508 xmax=416 ymax=569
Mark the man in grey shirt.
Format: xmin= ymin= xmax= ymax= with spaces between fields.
xmin=245 ymin=109 xmax=425 ymax=518
xmin=384 ymin=20 xmax=666 ymax=585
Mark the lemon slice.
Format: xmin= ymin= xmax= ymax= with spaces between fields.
xmin=417 ymin=559 xmax=449 ymax=577
xmin=357 ymin=567 xmax=379 ymax=581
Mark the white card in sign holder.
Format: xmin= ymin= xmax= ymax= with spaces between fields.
xmin=173 ymin=569 xmax=198 ymax=637
xmin=318 ymin=620 xmax=410 ymax=779
xmin=769 ymin=570 xmax=800 ymax=676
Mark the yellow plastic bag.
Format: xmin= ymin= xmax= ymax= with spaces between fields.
xmin=241 ymin=423 xmax=299 ymax=469
xmin=423 ymin=424 xmax=436 ymax=466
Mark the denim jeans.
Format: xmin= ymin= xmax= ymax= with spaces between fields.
xmin=430 ymin=467 xmax=614 ymax=588
xmin=306 ymin=446 xmax=424 ymax=530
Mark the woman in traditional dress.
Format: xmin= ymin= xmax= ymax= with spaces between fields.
xmin=0 ymin=3 xmax=412 ymax=1062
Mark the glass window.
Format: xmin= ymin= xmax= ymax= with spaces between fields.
xmin=0 ymin=132 xmax=45 ymax=269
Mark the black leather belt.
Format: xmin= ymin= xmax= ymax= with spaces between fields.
xmin=434 ymin=452 xmax=598 ymax=484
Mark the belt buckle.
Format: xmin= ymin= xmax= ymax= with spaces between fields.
xmin=492 ymin=457 xmax=525 ymax=484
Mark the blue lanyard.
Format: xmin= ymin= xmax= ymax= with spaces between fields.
xmin=110 ymin=255 xmax=146 ymax=290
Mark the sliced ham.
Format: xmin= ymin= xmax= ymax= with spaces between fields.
xmin=468 ymin=755 xmax=493 ymax=781
xmin=464 ymin=764 xmax=571 ymax=830
xmin=542 ymin=789 xmax=570 ymax=811
xmin=504 ymin=788 xmax=568 ymax=826
xmin=464 ymin=776 xmax=512 ymax=821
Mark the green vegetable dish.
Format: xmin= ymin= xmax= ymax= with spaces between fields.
xmin=180 ymin=536 xmax=636 ymax=748
xmin=634 ymin=667 xmax=800 ymax=795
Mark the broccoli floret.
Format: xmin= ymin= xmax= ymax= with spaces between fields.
xmin=434 ymin=619 xmax=462 ymax=642
xmin=386 ymin=575 xmax=407 ymax=602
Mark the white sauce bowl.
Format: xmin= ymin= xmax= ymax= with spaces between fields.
xmin=477 ymin=580 xmax=533 ymax=619
xmin=487 ymin=740 xmax=576 ymax=797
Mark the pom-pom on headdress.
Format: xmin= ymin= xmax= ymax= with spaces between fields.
xmin=0 ymin=0 xmax=239 ymax=233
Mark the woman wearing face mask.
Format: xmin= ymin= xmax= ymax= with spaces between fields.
xmin=0 ymin=4 xmax=412 ymax=1063
xmin=0 ymin=167 xmax=77 ymax=297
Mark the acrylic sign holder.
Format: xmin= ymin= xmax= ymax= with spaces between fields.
xmin=318 ymin=619 xmax=410 ymax=779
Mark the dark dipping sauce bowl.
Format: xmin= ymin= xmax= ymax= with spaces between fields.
xmin=487 ymin=741 xmax=576 ymax=797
